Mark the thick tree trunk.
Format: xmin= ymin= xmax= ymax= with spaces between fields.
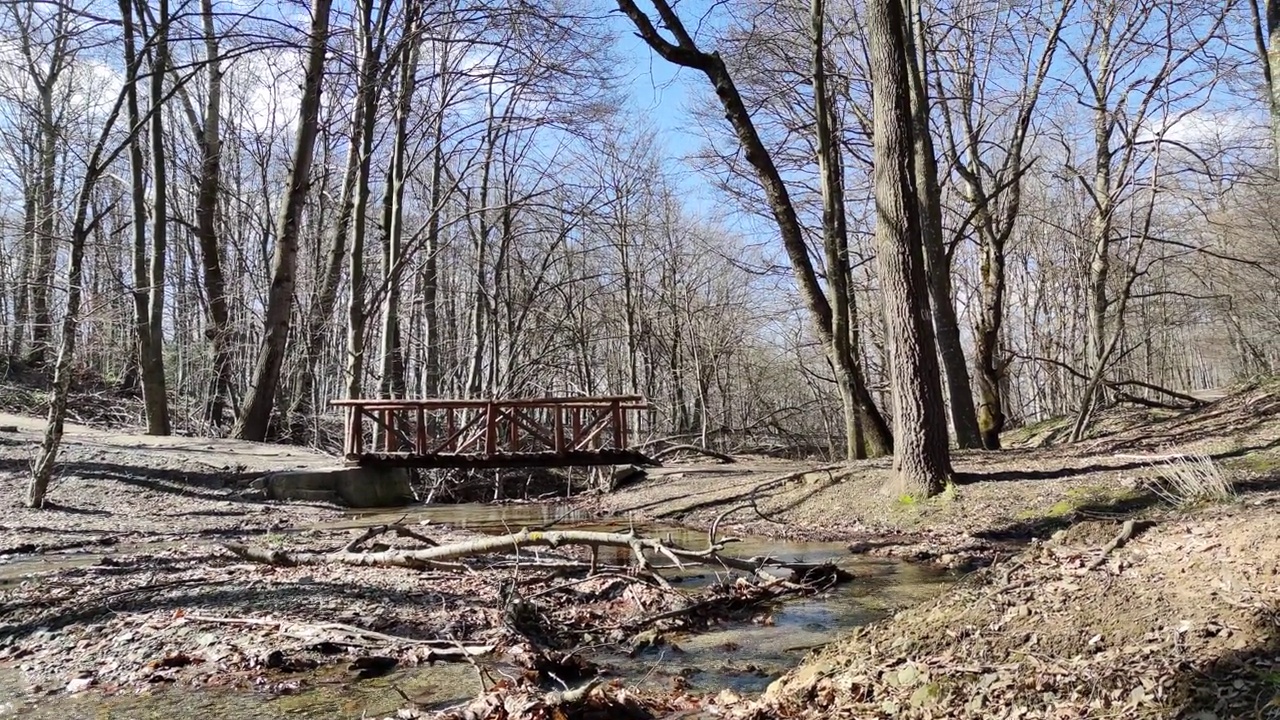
xmin=903 ymin=0 xmax=981 ymax=450
xmin=233 ymin=0 xmax=332 ymax=441
xmin=865 ymin=0 xmax=952 ymax=497
xmin=974 ymin=236 xmax=1006 ymax=449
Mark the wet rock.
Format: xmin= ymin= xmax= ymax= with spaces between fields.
xmin=349 ymin=656 xmax=398 ymax=679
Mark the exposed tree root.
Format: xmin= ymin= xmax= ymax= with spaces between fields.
xmin=1080 ymin=519 xmax=1135 ymax=572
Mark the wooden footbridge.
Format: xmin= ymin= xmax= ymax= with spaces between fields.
xmin=331 ymin=395 xmax=655 ymax=469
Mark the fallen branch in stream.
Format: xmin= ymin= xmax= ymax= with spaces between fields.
xmin=221 ymin=526 xmax=841 ymax=585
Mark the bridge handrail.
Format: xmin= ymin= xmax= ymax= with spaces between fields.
xmin=330 ymin=395 xmax=647 ymax=410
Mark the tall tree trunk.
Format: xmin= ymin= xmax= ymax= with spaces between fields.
xmin=973 ymin=230 xmax=1006 ymax=449
xmin=233 ymin=0 xmax=333 ymax=441
xmin=379 ymin=7 xmax=419 ymax=404
xmin=300 ymin=0 xmax=387 ymax=412
xmin=130 ymin=0 xmax=172 ymax=435
xmin=11 ymin=176 xmax=34 ymax=357
xmin=903 ymin=0 xmax=981 ymax=450
xmin=615 ymin=0 xmax=893 ymax=455
xmin=465 ymin=103 xmax=497 ymax=398
xmin=812 ymin=0 xmax=871 ymax=459
xmin=190 ymin=0 xmax=234 ymax=429
xmin=343 ymin=55 xmax=379 ymax=401
xmin=28 ymin=82 xmax=58 ymax=367
xmin=866 ymin=0 xmax=952 ymax=497
xmin=28 ymin=91 xmax=127 ymax=507
xmin=421 ymin=65 xmax=447 ymax=398
xmin=1086 ymin=107 xmax=1114 ymax=411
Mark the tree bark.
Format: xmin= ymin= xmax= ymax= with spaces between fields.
xmin=28 ymin=89 xmax=129 ymax=507
xmin=300 ymin=0 xmax=388 ymax=414
xmin=902 ymin=0 xmax=981 ymax=450
xmin=233 ymin=0 xmax=333 ymax=440
xmin=812 ymin=0 xmax=869 ymax=459
xmin=129 ymin=0 xmax=172 ymax=435
xmin=188 ymin=0 xmax=234 ymax=429
xmin=865 ymin=0 xmax=952 ymax=497
xmin=378 ymin=4 xmax=419 ymax=406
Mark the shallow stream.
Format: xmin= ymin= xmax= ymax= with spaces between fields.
xmin=1 ymin=503 xmax=954 ymax=718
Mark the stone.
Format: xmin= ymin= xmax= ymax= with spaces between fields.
xmin=261 ymin=467 xmax=414 ymax=508
xmin=65 ymin=676 xmax=93 ymax=693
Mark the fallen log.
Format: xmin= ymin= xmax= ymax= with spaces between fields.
xmin=650 ymin=444 xmax=737 ymax=464
xmin=222 ymin=526 xmax=836 ymax=583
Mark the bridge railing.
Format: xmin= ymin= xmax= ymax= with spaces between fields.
xmin=329 ymin=395 xmax=649 ymax=466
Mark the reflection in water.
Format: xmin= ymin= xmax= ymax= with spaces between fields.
xmin=0 ymin=503 xmax=955 ymax=717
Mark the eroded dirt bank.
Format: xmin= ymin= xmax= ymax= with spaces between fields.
xmin=743 ymin=493 xmax=1280 ymax=719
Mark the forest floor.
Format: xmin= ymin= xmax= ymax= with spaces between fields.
xmin=0 ymin=409 xmax=843 ymax=718
xmin=587 ymin=380 xmax=1280 ymax=573
xmin=2 ymin=379 xmax=1279 ymax=718
xmin=586 ymin=380 xmax=1280 ymax=719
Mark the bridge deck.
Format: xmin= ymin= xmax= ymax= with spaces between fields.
xmin=330 ymin=395 xmax=655 ymax=469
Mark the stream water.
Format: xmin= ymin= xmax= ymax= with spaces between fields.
xmin=0 ymin=503 xmax=955 ymax=719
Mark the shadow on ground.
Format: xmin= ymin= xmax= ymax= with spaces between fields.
xmin=0 ymin=458 xmax=340 ymax=512
xmin=0 ymin=557 xmax=467 ymax=644
xmin=1169 ymin=602 xmax=1280 ymax=718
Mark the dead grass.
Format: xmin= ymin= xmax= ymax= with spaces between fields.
xmin=1142 ymin=452 xmax=1236 ymax=507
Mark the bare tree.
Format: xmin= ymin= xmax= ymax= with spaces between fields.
xmin=933 ymin=0 xmax=1071 ymax=448
xmin=903 ymin=0 xmax=982 ymax=450
xmin=865 ymin=0 xmax=953 ymax=495
xmin=233 ymin=0 xmax=334 ymax=441
xmin=615 ymin=0 xmax=892 ymax=459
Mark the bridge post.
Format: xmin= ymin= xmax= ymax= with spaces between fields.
xmin=553 ymin=407 xmax=565 ymax=455
xmin=611 ymin=399 xmax=623 ymax=449
xmin=484 ymin=401 xmax=497 ymax=456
